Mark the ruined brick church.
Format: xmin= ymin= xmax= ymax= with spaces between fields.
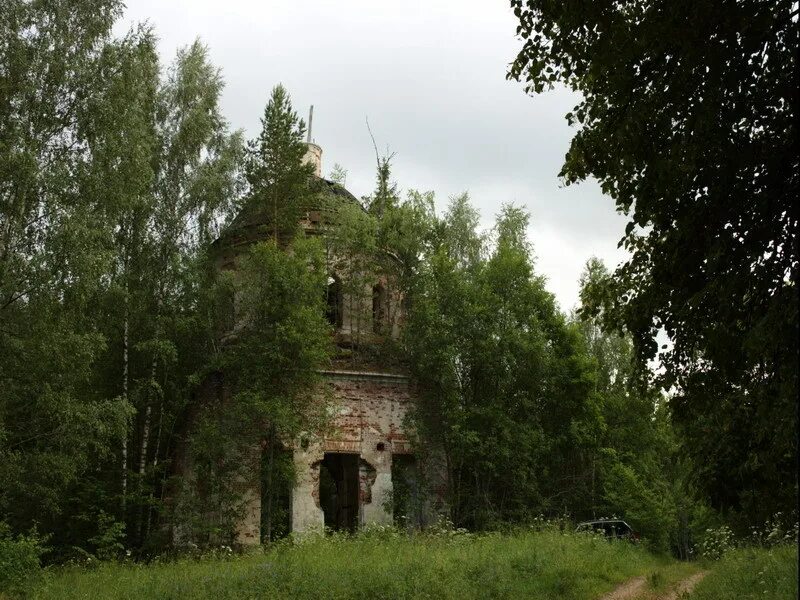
xmin=203 ymin=133 xmax=444 ymax=544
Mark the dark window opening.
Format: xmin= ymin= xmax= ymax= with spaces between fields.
xmin=400 ymin=294 xmax=410 ymax=318
xmin=319 ymin=453 xmax=359 ymax=532
xmin=372 ymin=283 xmax=387 ymax=334
xmin=326 ymin=275 xmax=342 ymax=329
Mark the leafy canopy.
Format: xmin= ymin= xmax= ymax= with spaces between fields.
xmin=509 ymin=0 xmax=798 ymax=523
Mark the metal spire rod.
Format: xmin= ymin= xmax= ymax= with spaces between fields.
xmin=307 ymin=105 xmax=314 ymax=143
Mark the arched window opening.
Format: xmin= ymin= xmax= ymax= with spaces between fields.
xmin=326 ymin=275 xmax=342 ymax=329
xmin=372 ymin=283 xmax=387 ymax=334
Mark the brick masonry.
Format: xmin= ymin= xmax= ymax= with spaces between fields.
xmin=289 ymin=372 xmax=414 ymax=534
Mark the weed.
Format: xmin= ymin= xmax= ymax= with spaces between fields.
xmin=647 ymin=570 xmax=665 ymax=589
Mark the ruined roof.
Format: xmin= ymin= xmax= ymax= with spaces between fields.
xmin=213 ymin=177 xmax=362 ymax=250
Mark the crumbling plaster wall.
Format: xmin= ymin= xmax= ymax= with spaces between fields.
xmin=234 ymin=482 xmax=262 ymax=545
xmin=291 ymin=372 xmax=413 ymax=533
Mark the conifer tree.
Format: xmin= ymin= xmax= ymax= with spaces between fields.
xmin=368 ymin=156 xmax=399 ymax=219
xmin=245 ymin=85 xmax=313 ymax=243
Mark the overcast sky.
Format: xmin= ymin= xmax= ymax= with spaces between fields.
xmin=119 ymin=0 xmax=628 ymax=312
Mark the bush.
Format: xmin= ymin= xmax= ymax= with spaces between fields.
xmin=697 ymin=524 xmax=735 ymax=560
xmin=0 ymin=523 xmax=46 ymax=597
xmin=747 ymin=512 xmax=799 ymax=549
xmin=698 ymin=514 xmax=799 ymax=561
xmin=88 ymin=512 xmax=126 ymax=561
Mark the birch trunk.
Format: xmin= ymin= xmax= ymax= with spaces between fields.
xmin=137 ymin=293 xmax=163 ymax=539
xmin=121 ymin=287 xmax=129 ymax=515
xmin=144 ymin=397 xmax=164 ymax=540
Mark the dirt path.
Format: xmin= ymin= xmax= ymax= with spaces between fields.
xmin=598 ymin=571 xmax=709 ymax=600
xmin=662 ymin=571 xmax=708 ymax=600
xmin=599 ymin=576 xmax=647 ymax=600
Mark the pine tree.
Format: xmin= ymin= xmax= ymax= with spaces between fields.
xmin=368 ymin=156 xmax=399 ymax=219
xmin=244 ymin=85 xmax=313 ymax=243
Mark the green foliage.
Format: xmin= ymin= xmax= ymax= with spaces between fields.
xmin=328 ymin=163 xmax=348 ymax=186
xmin=697 ymin=525 xmax=735 ymax=561
xmin=29 ymin=529 xmax=674 ymax=599
xmin=323 ymin=157 xmax=433 ymax=366
xmin=691 ymin=545 xmax=798 ymax=600
xmin=404 ymin=197 xmax=598 ymax=528
xmin=0 ymin=0 xmax=148 ymax=543
xmin=92 ymin=34 xmax=243 ymax=551
xmin=601 ymin=461 xmax=671 ymax=551
xmin=175 ymin=238 xmax=332 ymax=545
xmin=746 ymin=513 xmax=799 ymax=549
xmin=244 ymin=84 xmax=313 ymax=242
xmin=259 ymin=447 xmax=294 ymax=541
xmin=5 ymin=0 xmax=788 ymax=568
xmin=87 ymin=513 xmax=126 ymax=562
xmin=325 ymin=199 xmax=381 ymax=359
xmin=509 ymin=0 xmax=798 ymax=525
xmin=226 ymin=237 xmax=331 ymax=422
xmin=367 ymin=155 xmax=400 ymax=218
xmin=697 ymin=515 xmax=799 ymax=562
xmin=575 ymin=258 xmax=718 ymax=555
xmin=0 ymin=1 xmax=243 ymax=558
xmin=0 ymin=523 xmax=47 ymax=597
xmin=171 ymin=408 xmax=255 ymax=546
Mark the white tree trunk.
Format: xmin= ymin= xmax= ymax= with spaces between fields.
xmin=121 ymin=289 xmax=129 ymax=514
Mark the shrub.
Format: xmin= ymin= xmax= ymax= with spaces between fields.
xmin=697 ymin=524 xmax=734 ymax=560
xmin=0 ymin=523 xmax=47 ymax=597
xmin=748 ymin=512 xmax=799 ymax=549
xmin=699 ymin=514 xmax=799 ymax=561
xmin=88 ymin=512 xmax=126 ymax=561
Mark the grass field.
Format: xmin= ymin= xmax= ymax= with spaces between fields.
xmin=28 ymin=528 xmax=675 ymax=600
xmin=17 ymin=529 xmax=796 ymax=599
xmin=690 ymin=545 xmax=798 ymax=600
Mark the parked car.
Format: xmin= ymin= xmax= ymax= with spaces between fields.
xmin=575 ymin=519 xmax=640 ymax=541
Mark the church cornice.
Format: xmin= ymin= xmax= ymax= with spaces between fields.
xmin=318 ymin=369 xmax=409 ymax=384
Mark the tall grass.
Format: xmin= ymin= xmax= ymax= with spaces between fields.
xmin=29 ymin=528 xmax=669 ymax=600
xmin=689 ymin=545 xmax=798 ymax=600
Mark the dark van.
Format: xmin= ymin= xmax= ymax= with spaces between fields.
xmin=575 ymin=519 xmax=639 ymax=541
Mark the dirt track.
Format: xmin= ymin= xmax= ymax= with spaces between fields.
xmin=662 ymin=572 xmax=708 ymax=600
xmin=600 ymin=576 xmax=647 ymax=600
xmin=599 ymin=571 xmax=709 ymax=600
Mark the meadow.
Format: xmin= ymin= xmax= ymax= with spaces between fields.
xmin=28 ymin=528 xmax=677 ymax=600
xmin=6 ymin=527 xmax=794 ymax=600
